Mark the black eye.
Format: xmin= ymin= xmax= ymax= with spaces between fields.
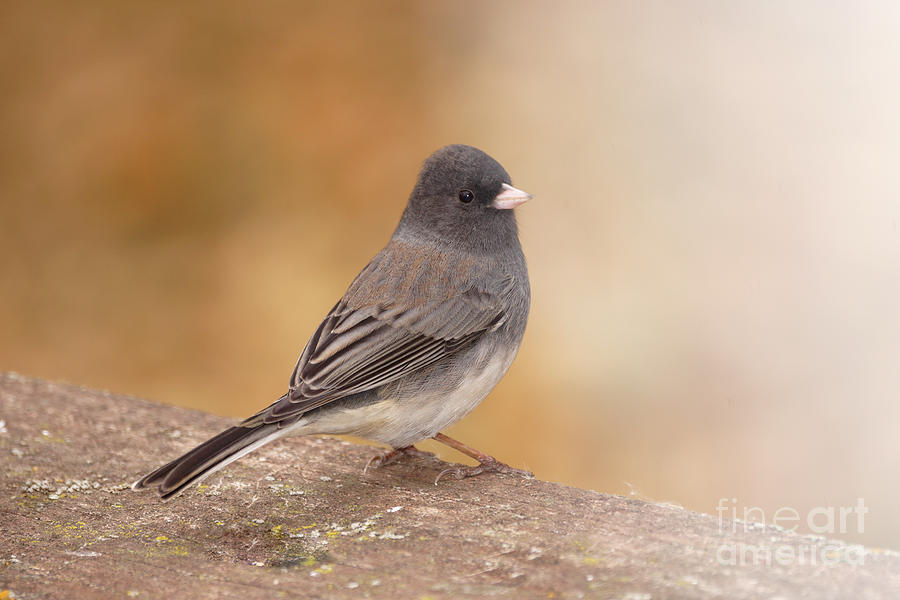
xmin=458 ymin=189 xmax=474 ymax=203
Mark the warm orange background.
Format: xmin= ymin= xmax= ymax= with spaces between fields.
xmin=3 ymin=2 xmax=899 ymax=548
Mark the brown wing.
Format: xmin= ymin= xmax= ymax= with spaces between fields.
xmin=242 ymin=240 xmax=513 ymax=426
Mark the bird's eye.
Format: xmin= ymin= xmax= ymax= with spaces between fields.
xmin=458 ymin=189 xmax=475 ymax=203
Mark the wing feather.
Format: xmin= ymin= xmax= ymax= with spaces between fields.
xmin=243 ymin=241 xmax=512 ymax=427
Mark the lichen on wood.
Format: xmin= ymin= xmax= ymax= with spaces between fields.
xmin=1 ymin=372 xmax=898 ymax=599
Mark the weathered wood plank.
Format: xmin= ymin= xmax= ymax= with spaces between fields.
xmin=1 ymin=372 xmax=898 ymax=599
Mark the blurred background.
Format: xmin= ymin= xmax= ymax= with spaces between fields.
xmin=2 ymin=1 xmax=898 ymax=548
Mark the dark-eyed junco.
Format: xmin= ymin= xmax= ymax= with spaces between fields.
xmin=133 ymin=144 xmax=532 ymax=499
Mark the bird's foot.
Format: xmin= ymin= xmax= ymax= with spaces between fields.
xmin=434 ymin=456 xmax=533 ymax=485
xmin=364 ymin=445 xmax=434 ymax=474
xmin=430 ymin=431 xmax=533 ymax=485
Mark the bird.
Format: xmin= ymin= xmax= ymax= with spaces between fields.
xmin=133 ymin=144 xmax=532 ymax=499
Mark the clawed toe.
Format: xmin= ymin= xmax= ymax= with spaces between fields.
xmin=434 ymin=457 xmax=533 ymax=485
xmin=363 ymin=445 xmax=435 ymax=474
xmin=363 ymin=454 xmax=388 ymax=473
xmin=362 ymin=436 xmax=533 ymax=486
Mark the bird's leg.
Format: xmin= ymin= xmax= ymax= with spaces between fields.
xmin=432 ymin=432 xmax=533 ymax=484
xmin=364 ymin=445 xmax=435 ymax=473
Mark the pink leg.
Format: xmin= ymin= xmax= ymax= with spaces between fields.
xmin=431 ymin=432 xmax=533 ymax=485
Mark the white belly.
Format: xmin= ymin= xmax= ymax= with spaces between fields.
xmin=294 ymin=348 xmax=516 ymax=448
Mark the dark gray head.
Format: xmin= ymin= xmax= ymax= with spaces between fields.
xmin=395 ymin=145 xmax=531 ymax=255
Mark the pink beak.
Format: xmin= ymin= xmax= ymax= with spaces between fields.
xmin=492 ymin=183 xmax=532 ymax=210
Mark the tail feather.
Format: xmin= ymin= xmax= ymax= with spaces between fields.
xmin=133 ymin=423 xmax=283 ymax=500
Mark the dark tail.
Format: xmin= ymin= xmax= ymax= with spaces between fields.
xmin=132 ymin=422 xmax=281 ymax=500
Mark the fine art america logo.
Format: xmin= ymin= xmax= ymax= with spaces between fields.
xmin=715 ymin=498 xmax=868 ymax=566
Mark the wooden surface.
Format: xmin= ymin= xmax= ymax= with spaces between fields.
xmin=1 ymin=372 xmax=898 ymax=599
